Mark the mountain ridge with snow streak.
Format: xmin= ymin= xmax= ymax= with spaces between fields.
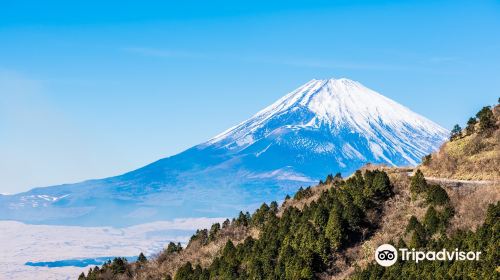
xmin=0 ymin=78 xmax=448 ymax=226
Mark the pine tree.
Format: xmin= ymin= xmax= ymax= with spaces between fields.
xmin=325 ymin=203 xmax=344 ymax=251
xmin=174 ymin=262 xmax=194 ymax=280
xmin=209 ymin=222 xmax=221 ymax=241
xmin=484 ymin=201 xmax=499 ymax=225
xmin=476 ymin=106 xmax=496 ymax=133
xmin=406 ymin=216 xmax=420 ymax=233
xmin=110 ymin=257 xmax=127 ymax=274
xmin=450 ymin=124 xmax=462 ymax=140
xmin=325 ymin=174 xmax=334 ymax=184
xmin=166 ymin=242 xmax=182 ymax=254
xmin=270 ymin=201 xmax=278 ymax=213
xmin=466 ymin=117 xmax=477 ymax=135
xmin=408 ymin=222 xmax=427 ymax=248
xmin=410 ymin=169 xmax=427 ymax=195
xmin=371 ymin=171 xmax=392 ymax=199
xmin=423 ymin=206 xmax=440 ymax=234
xmin=425 ymin=184 xmax=449 ymax=206
xmin=137 ymin=252 xmax=147 ymax=263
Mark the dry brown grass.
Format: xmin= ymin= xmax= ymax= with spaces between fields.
xmin=420 ymin=105 xmax=500 ymax=181
xmin=447 ymin=183 xmax=500 ymax=232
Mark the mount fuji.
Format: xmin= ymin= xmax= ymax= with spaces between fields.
xmin=0 ymin=78 xmax=448 ymax=226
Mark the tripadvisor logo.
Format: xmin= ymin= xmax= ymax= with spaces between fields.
xmin=375 ymin=244 xmax=481 ymax=267
xmin=375 ymin=244 xmax=398 ymax=267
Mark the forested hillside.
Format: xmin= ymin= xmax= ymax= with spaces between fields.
xmin=78 ymin=100 xmax=500 ymax=280
xmin=78 ymin=168 xmax=499 ymax=280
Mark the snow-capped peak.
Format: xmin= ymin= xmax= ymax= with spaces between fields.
xmin=208 ymin=78 xmax=448 ymax=155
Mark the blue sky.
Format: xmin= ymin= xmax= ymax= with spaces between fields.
xmin=1 ymin=0 xmax=499 ymax=193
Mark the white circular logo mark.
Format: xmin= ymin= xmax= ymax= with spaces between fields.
xmin=375 ymin=244 xmax=398 ymax=267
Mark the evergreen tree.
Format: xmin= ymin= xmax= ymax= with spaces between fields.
xmin=190 ymin=229 xmax=209 ymax=245
xmin=406 ymin=216 xmax=420 ymax=233
xmin=234 ymin=211 xmax=251 ymax=227
xmin=174 ymin=262 xmax=194 ymax=280
xmin=371 ymin=171 xmax=392 ymax=199
xmin=166 ymin=242 xmax=182 ymax=254
xmin=408 ymin=222 xmax=427 ymax=248
xmin=325 ymin=203 xmax=344 ymax=251
xmin=209 ymin=222 xmax=221 ymax=241
xmin=137 ymin=252 xmax=147 ymax=263
xmin=425 ymin=184 xmax=449 ymax=206
xmin=476 ymin=106 xmax=496 ymax=132
xmin=450 ymin=124 xmax=462 ymax=140
xmin=325 ymin=174 xmax=334 ymax=184
xmin=270 ymin=201 xmax=279 ymax=213
xmin=466 ymin=117 xmax=477 ymax=135
xmin=423 ymin=206 xmax=440 ymax=234
xmin=410 ymin=169 xmax=427 ymax=195
xmin=110 ymin=257 xmax=128 ymax=274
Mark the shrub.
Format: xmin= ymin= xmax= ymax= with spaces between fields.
xmin=476 ymin=106 xmax=496 ymax=133
xmin=410 ymin=170 xmax=427 ymax=195
xmin=421 ymin=154 xmax=432 ymax=166
xmin=425 ymin=184 xmax=449 ymax=206
xmin=406 ymin=216 xmax=420 ymax=233
xmin=465 ymin=117 xmax=477 ymax=135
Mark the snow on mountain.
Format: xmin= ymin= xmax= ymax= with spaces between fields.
xmin=0 ymin=78 xmax=448 ymax=226
xmin=207 ymin=78 xmax=446 ymax=167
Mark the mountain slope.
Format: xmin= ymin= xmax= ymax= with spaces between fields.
xmin=0 ymin=78 xmax=448 ymax=226
xmin=420 ymin=104 xmax=500 ymax=180
xmin=77 ymin=168 xmax=500 ymax=280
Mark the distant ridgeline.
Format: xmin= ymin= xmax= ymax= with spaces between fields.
xmin=78 ymin=99 xmax=499 ymax=280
